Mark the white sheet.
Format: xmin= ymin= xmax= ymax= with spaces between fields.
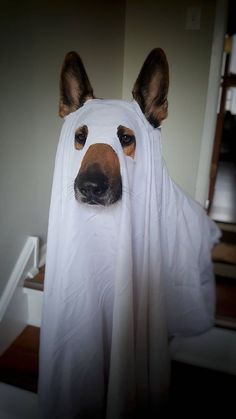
xmin=38 ymin=99 xmax=220 ymax=418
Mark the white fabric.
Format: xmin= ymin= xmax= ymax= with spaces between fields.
xmin=39 ymin=99 xmax=220 ymax=418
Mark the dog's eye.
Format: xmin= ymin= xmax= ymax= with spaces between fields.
xmin=75 ymin=133 xmax=86 ymax=144
xmin=117 ymin=125 xmax=136 ymax=149
xmin=119 ymin=134 xmax=135 ymax=147
xmin=75 ymin=125 xmax=88 ymax=150
xmin=117 ymin=125 xmax=136 ymax=158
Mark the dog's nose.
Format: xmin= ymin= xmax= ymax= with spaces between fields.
xmin=79 ymin=178 xmax=108 ymax=198
xmin=77 ymin=168 xmax=109 ymax=202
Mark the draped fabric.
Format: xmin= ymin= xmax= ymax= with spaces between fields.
xmin=38 ymin=99 xmax=220 ymax=418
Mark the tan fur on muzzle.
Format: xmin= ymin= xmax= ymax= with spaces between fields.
xmin=74 ymin=144 xmax=122 ymax=205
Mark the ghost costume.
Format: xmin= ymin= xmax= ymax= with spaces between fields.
xmin=38 ymin=99 xmax=220 ymax=418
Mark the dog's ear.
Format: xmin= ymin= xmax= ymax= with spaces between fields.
xmin=59 ymin=51 xmax=94 ymax=117
xmin=132 ymin=48 xmax=169 ymax=127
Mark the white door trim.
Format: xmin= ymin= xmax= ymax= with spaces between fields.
xmin=195 ymin=0 xmax=227 ymax=207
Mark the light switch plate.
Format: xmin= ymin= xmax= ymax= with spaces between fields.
xmin=186 ymin=7 xmax=201 ymax=30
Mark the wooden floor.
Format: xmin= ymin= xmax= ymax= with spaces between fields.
xmin=216 ymin=276 xmax=236 ymax=319
xmin=213 ymin=220 xmax=236 ymax=328
xmin=0 ymin=326 xmax=39 ymax=393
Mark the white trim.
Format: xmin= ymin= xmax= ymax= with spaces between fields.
xmin=23 ymin=287 xmax=43 ymax=327
xmin=195 ymin=0 xmax=227 ymax=206
xmin=0 ymin=236 xmax=39 ymax=322
xmin=170 ymin=327 xmax=236 ymax=375
xmin=0 ymin=383 xmax=41 ymax=419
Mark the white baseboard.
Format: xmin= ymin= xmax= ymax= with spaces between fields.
xmin=0 ymin=383 xmax=42 ymax=419
xmin=170 ymin=327 xmax=236 ymax=375
xmin=23 ymin=288 xmax=43 ymax=327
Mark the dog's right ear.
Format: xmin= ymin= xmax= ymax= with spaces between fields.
xmin=59 ymin=51 xmax=94 ymax=118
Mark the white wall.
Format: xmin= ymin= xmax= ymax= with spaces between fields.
xmin=0 ymin=0 xmax=126 ymax=294
xmin=122 ymin=0 xmax=219 ymax=198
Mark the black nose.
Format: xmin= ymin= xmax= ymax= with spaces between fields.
xmin=77 ymin=169 xmax=109 ymax=202
xmin=79 ymin=179 xmax=108 ymax=197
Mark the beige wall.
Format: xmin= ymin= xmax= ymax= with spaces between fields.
xmin=0 ymin=0 xmax=126 ymax=294
xmin=0 ymin=0 xmax=223 ymax=295
xmin=123 ymin=0 xmax=217 ymax=198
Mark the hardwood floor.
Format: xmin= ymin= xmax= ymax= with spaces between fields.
xmin=0 ymin=326 xmax=39 ymax=393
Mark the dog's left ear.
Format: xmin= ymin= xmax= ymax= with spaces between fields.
xmin=132 ymin=48 xmax=169 ymax=127
xmin=59 ymin=51 xmax=94 ymax=118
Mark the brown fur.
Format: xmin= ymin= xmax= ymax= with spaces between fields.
xmin=79 ymin=144 xmax=120 ymax=182
xmin=59 ymin=51 xmax=94 ymax=118
xmin=132 ymin=48 xmax=169 ymax=127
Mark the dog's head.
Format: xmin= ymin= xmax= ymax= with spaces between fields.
xmin=59 ymin=49 xmax=169 ymax=206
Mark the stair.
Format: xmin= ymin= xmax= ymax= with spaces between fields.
xmin=0 ymin=326 xmax=39 ymax=393
xmin=24 ymin=267 xmax=44 ymax=292
xmin=0 ymin=233 xmax=235 ymax=416
xmin=214 ymin=222 xmax=236 ymax=330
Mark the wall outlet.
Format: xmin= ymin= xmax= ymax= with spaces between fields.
xmin=186 ymin=7 xmax=201 ymax=30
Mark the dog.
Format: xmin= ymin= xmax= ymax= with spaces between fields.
xmin=39 ymin=47 xmax=231 ymax=419
xmin=57 ymin=50 xmax=236 ymax=266
xmin=59 ymin=48 xmax=169 ymax=206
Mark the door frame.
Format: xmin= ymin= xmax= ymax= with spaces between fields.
xmin=195 ymin=0 xmax=228 ymax=207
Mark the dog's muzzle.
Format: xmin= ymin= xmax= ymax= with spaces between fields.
xmin=74 ymin=144 xmax=122 ymax=206
xmin=74 ymin=165 xmax=122 ymax=205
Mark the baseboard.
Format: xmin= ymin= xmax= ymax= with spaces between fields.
xmin=23 ymin=288 xmax=43 ymax=328
xmin=170 ymin=326 xmax=236 ymax=375
xmin=0 ymin=382 xmax=41 ymax=419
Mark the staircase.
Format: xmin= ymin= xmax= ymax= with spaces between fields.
xmin=1 ymin=234 xmax=236 ymax=417
xmin=214 ymin=222 xmax=236 ymax=330
xmin=0 ymin=238 xmax=43 ymax=419
xmin=1 ymin=324 xmax=236 ymax=416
